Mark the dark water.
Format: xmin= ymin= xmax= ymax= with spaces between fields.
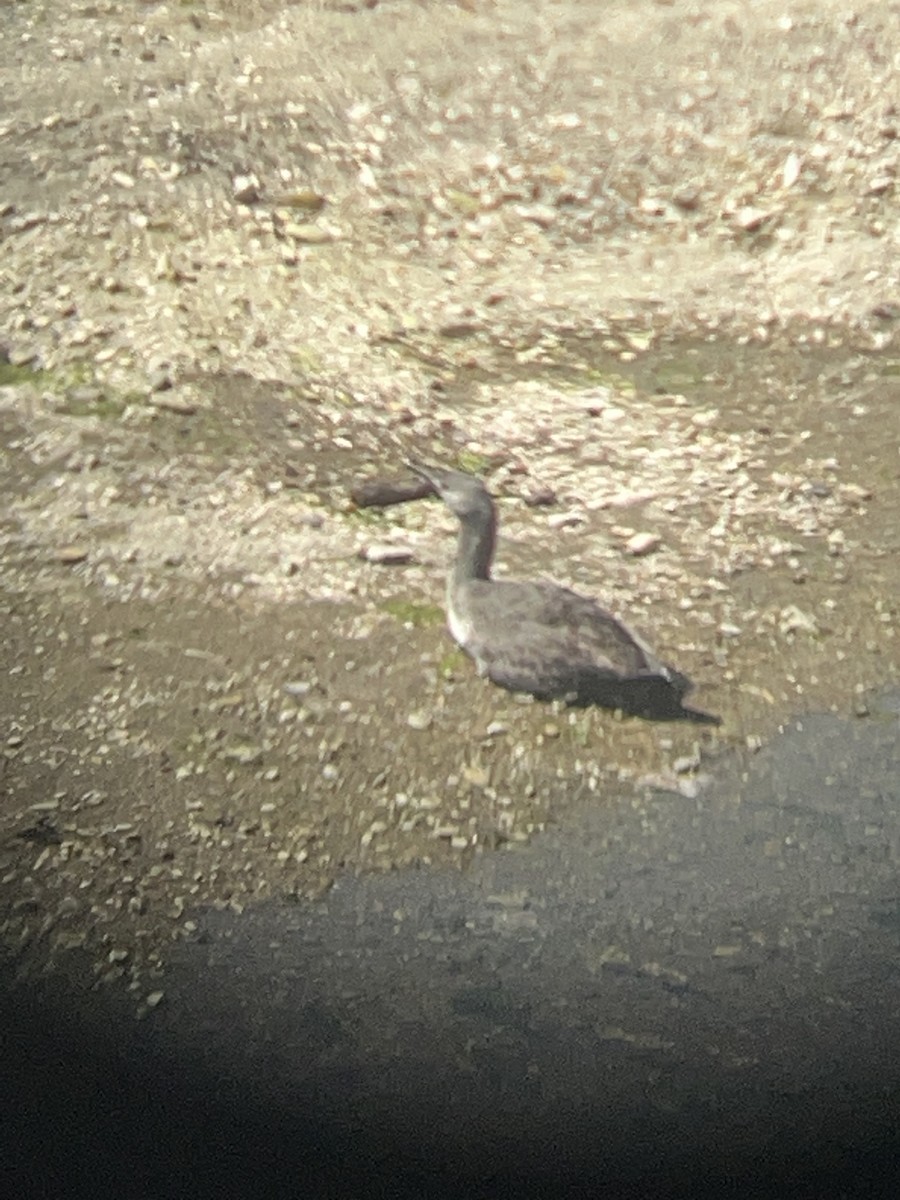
xmin=4 ymin=694 xmax=900 ymax=1199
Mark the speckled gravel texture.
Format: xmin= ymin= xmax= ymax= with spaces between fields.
xmin=1 ymin=0 xmax=898 ymax=1006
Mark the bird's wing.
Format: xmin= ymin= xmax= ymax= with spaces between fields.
xmin=479 ymin=580 xmax=660 ymax=677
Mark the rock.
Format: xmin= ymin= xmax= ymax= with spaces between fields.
xmin=56 ymin=545 xmax=89 ymax=564
xmin=7 ymin=345 xmax=40 ymax=368
xmin=867 ymin=175 xmax=894 ymax=195
xmin=232 ymin=174 xmax=261 ymax=204
xmin=732 ymin=205 xmax=775 ymax=232
xmin=149 ymin=392 xmax=197 ymax=415
xmin=515 ymin=204 xmax=557 ymax=229
xmin=284 ymin=222 xmax=333 ymax=244
xmin=671 ymin=186 xmax=701 ymax=211
xmin=359 ymin=543 xmax=416 ymax=565
xmin=625 ymin=532 xmax=661 ymax=556
xmin=283 ymin=681 xmax=313 ymax=698
xmin=779 ymin=605 xmax=817 ymax=635
xmin=673 ymin=752 xmax=700 ymax=774
xmin=147 ymin=362 xmax=173 ymax=392
xmin=275 ymin=188 xmax=326 ymax=212
xmin=547 ymin=510 xmax=585 ymax=530
xmin=523 ymin=486 xmax=557 ymax=507
xmin=781 ymin=151 xmax=802 ymax=189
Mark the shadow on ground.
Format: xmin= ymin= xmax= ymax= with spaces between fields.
xmin=5 ymin=694 xmax=900 ymax=1200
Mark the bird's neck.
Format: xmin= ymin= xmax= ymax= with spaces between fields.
xmin=453 ymin=509 xmax=496 ymax=584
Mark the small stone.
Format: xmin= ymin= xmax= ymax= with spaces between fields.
xmin=523 ymin=486 xmax=557 ymax=508
xmin=284 ymin=222 xmax=333 ymax=244
xmin=149 ymin=393 xmax=197 ymax=415
xmin=779 ymin=605 xmax=817 ymax=636
xmin=276 ymin=188 xmax=326 ymax=212
xmin=867 ymin=175 xmax=894 ymax=196
xmin=233 ymin=174 xmax=261 ymax=204
xmin=56 ymin=545 xmax=89 ymax=565
xmin=360 ymin=543 xmax=415 ymax=565
xmin=145 ymin=990 xmax=164 ymax=1009
xmin=222 ymin=743 xmax=264 ymax=766
xmin=547 ymin=511 xmax=585 ymax=530
xmin=146 ymin=360 xmax=173 ymax=392
xmin=547 ymin=112 xmax=582 ymax=130
xmin=733 ymin=206 xmax=774 ymax=232
xmin=781 ymin=152 xmax=802 ymax=189
xmin=438 ymin=320 xmax=480 ymax=339
xmin=407 ymin=710 xmax=432 ymax=731
xmin=8 ymin=345 xmax=40 ymax=367
xmin=462 ymin=763 xmax=490 ymax=787
xmin=671 ymin=186 xmax=701 ymax=211
xmin=515 ymin=203 xmax=557 ymax=229
xmin=625 ymin=532 xmax=661 ymax=557
xmin=839 ymin=483 xmax=872 ymax=503
xmin=673 ymin=754 xmax=699 ymax=775
xmin=283 ymin=681 xmax=313 ymax=698
xmin=111 ymin=170 xmax=135 ymax=189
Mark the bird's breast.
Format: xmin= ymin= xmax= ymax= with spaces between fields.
xmin=447 ymin=603 xmax=474 ymax=649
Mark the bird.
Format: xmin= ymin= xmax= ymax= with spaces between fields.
xmin=408 ymin=460 xmax=719 ymax=724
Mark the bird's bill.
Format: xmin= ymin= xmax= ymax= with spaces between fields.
xmin=406 ymin=459 xmax=442 ymax=491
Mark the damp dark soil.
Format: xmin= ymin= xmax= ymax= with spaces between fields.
xmin=2 ymin=1 xmax=900 ymax=1196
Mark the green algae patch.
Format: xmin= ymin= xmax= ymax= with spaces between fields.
xmin=381 ymin=599 xmax=445 ymax=628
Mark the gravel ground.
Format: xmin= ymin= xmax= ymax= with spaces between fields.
xmin=2 ymin=0 xmax=899 ymax=1006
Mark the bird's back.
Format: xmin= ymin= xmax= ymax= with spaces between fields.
xmin=451 ymin=577 xmax=689 ymax=702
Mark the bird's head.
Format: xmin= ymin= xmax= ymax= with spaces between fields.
xmin=407 ymin=460 xmax=495 ymax=522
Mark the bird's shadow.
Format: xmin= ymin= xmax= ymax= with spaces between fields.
xmin=557 ymin=675 xmax=722 ymax=726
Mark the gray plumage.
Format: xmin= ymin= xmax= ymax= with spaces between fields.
xmin=410 ymin=461 xmax=716 ymax=723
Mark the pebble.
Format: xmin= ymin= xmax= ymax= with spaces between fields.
xmin=672 ymin=185 xmax=701 ymax=210
xmin=732 ymin=206 xmax=774 ymax=232
xmin=523 ymin=486 xmax=557 ymax=508
xmin=867 ymin=175 xmax=894 ymax=195
xmin=625 ymin=532 xmax=661 ymax=557
xmin=149 ymin=393 xmax=197 ymax=415
xmin=56 ymin=545 xmax=89 ymax=565
xmin=232 ymin=174 xmax=261 ymax=204
xmin=285 ymin=222 xmax=333 ymax=244
xmin=602 ymin=488 xmax=658 ymax=509
xmin=276 ymin=188 xmax=326 ymax=213
xmin=407 ymin=710 xmax=432 ymax=731
xmin=673 ymin=753 xmax=700 ymax=775
xmin=515 ymin=203 xmax=557 ymax=229
xmin=147 ymin=365 xmax=173 ymax=393
xmin=360 ymin=543 xmax=416 ymax=565
xmin=779 ymin=605 xmax=817 ymax=635
xmin=283 ymin=681 xmax=313 ymax=698
xmin=547 ymin=511 xmax=585 ymax=530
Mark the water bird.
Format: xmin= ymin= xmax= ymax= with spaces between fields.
xmin=409 ymin=461 xmax=718 ymax=724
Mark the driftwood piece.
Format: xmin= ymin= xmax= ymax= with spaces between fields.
xmin=349 ymin=475 xmax=435 ymax=509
